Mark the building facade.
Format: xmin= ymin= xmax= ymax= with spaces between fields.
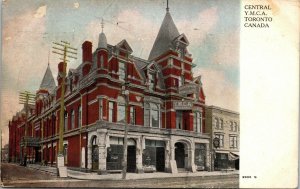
xmin=8 ymin=7 xmax=239 ymax=174
xmin=205 ymin=106 xmax=240 ymax=171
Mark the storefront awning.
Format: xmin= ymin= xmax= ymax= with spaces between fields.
xmin=229 ymin=152 xmax=239 ymax=161
xmin=230 ymin=151 xmax=239 ymax=156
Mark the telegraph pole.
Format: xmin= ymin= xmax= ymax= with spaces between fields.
xmin=19 ymin=91 xmax=35 ymax=166
xmin=52 ymin=41 xmax=77 ymax=177
xmin=121 ymin=59 xmax=129 ymax=179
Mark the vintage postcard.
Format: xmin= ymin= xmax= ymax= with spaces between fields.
xmin=0 ymin=0 xmax=298 ymax=188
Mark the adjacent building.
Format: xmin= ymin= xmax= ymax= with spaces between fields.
xmin=205 ymin=106 xmax=240 ymax=171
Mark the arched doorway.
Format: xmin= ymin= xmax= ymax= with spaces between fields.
xmin=175 ymin=142 xmax=185 ymax=168
xmin=91 ymin=136 xmax=98 ymax=171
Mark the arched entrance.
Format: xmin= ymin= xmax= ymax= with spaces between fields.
xmin=175 ymin=142 xmax=185 ymax=168
xmin=91 ymin=136 xmax=98 ymax=171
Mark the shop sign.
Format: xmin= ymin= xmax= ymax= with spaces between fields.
xmin=173 ymin=100 xmax=193 ymax=110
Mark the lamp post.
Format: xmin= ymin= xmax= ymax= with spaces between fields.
xmin=211 ymin=137 xmax=220 ymax=171
xmin=121 ymin=82 xmax=129 ymax=179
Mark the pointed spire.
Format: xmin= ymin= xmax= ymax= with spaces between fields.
xmin=101 ymin=18 xmax=104 ymax=33
xmin=40 ymin=64 xmax=56 ymax=93
xmin=166 ymin=0 xmax=169 ymax=12
xmin=98 ymin=18 xmax=107 ymax=49
xmin=148 ymin=7 xmax=180 ymax=60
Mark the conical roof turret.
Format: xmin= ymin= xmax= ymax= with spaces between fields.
xmin=148 ymin=10 xmax=180 ymax=60
xmin=39 ymin=64 xmax=56 ymax=93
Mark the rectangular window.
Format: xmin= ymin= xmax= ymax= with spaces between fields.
xmin=109 ymin=102 xmax=114 ymax=122
xmin=151 ymin=109 xmax=159 ymax=128
xmin=71 ymin=110 xmax=75 ymax=129
xmin=193 ymin=112 xmax=202 ymax=133
xmin=78 ymin=106 xmax=82 ymax=127
xmin=130 ymin=106 xmax=135 ymax=125
xmin=119 ymin=62 xmax=125 ymax=81
xmin=230 ymin=136 xmax=238 ymax=149
xmin=176 ymin=111 xmax=183 ymax=129
xmin=99 ymin=99 xmax=103 ymax=120
xmin=215 ymin=134 xmax=224 ymax=147
xmin=64 ymin=112 xmax=68 ymax=132
xmin=117 ymin=103 xmax=125 ymax=123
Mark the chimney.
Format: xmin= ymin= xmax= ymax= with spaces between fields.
xmin=82 ymin=41 xmax=92 ymax=63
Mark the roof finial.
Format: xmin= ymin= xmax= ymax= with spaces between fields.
xmin=47 ymin=49 xmax=50 ymax=66
xmin=166 ymin=0 xmax=169 ymax=12
xmin=101 ymin=18 xmax=104 ymax=33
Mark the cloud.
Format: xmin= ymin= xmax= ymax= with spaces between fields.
xmin=194 ymin=68 xmax=239 ymax=111
xmin=177 ymin=7 xmax=219 ymax=47
xmin=2 ymin=9 xmax=48 ymax=145
xmin=211 ymin=30 xmax=240 ymax=66
xmin=74 ymin=2 xmax=80 ymax=9
xmin=34 ymin=5 xmax=47 ymax=18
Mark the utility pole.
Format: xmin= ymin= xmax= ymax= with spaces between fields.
xmin=52 ymin=41 xmax=77 ymax=177
xmin=121 ymin=58 xmax=130 ymax=179
xmin=19 ymin=91 xmax=35 ymax=166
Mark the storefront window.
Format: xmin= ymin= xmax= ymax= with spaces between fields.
xmin=195 ymin=143 xmax=206 ymax=170
xmin=143 ymin=140 xmax=165 ymax=172
xmin=106 ymin=145 xmax=123 ymax=170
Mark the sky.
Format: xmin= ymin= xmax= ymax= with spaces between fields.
xmin=1 ymin=0 xmax=240 ymax=145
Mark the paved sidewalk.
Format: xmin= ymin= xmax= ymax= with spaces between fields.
xmin=67 ymin=169 xmax=239 ymax=180
xmin=23 ymin=163 xmax=239 ymax=181
xmin=27 ymin=163 xmax=58 ymax=176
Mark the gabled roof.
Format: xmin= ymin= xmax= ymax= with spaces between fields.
xmin=148 ymin=11 xmax=180 ymax=61
xmin=39 ymin=64 xmax=56 ymax=93
xmin=116 ymin=39 xmax=133 ymax=54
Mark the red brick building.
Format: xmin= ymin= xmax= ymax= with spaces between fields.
xmin=8 ymin=8 xmax=212 ymax=173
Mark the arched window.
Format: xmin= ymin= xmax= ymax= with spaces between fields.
xmin=234 ymin=122 xmax=238 ymax=132
xmin=220 ymin=119 xmax=223 ymax=129
xmin=214 ymin=118 xmax=219 ymax=129
xmin=230 ymin=121 xmax=233 ymax=131
xmin=117 ymin=96 xmax=126 ymax=123
xmin=71 ymin=110 xmax=75 ymax=129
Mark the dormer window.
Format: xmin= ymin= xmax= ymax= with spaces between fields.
xmin=119 ymin=62 xmax=125 ymax=81
xmin=149 ymin=73 xmax=155 ymax=91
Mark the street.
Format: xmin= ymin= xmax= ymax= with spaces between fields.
xmin=1 ymin=163 xmax=239 ymax=188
